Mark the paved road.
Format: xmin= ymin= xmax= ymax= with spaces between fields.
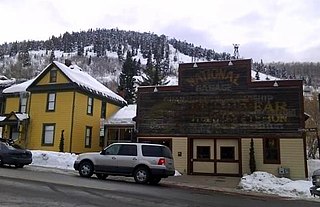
xmin=0 ymin=166 xmax=319 ymax=207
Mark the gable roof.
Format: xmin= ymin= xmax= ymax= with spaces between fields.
xmin=0 ymin=111 xmax=29 ymax=125
xmin=3 ymin=61 xmax=127 ymax=106
xmin=2 ymin=79 xmax=34 ymax=94
xmin=105 ymin=104 xmax=136 ymax=126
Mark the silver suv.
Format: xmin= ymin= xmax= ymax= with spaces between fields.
xmin=74 ymin=143 xmax=175 ymax=184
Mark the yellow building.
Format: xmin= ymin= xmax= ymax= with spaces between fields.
xmin=0 ymin=61 xmax=126 ymax=153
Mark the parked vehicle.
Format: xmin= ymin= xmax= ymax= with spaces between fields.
xmin=310 ymin=169 xmax=320 ymax=197
xmin=0 ymin=141 xmax=33 ymax=168
xmin=74 ymin=143 xmax=175 ymax=184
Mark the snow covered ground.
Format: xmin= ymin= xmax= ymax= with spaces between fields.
xmin=29 ymin=150 xmax=320 ymax=200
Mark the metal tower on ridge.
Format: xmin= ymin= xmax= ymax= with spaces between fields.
xmin=233 ymin=44 xmax=240 ymax=59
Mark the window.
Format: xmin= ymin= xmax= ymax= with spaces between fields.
xmin=50 ymin=69 xmax=57 ymax=83
xmin=87 ymin=97 xmax=93 ymax=115
xmin=264 ymin=138 xmax=280 ymax=164
xmin=42 ymin=124 xmax=55 ymax=146
xmin=20 ymin=97 xmax=27 ymax=113
xmin=105 ymin=144 xmax=121 ymax=155
xmin=118 ymin=145 xmax=137 ymax=156
xmin=197 ymin=146 xmax=210 ymax=159
xmin=142 ymin=145 xmax=172 ymax=158
xmin=47 ymin=93 xmax=56 ymax=111
xmin=101 ymin=101 xmax=106 ymax=118
xmin=220 ymin=146 xmax=235 ymax=160
xmin=85 ymin=126 xmax=92 ymax=148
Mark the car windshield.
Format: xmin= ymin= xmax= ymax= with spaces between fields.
xmin=2 ymin=142 xmax=16 ymax=150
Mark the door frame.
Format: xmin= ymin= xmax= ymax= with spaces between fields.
xmin=188 ymin=137 xmax=242 ymax=176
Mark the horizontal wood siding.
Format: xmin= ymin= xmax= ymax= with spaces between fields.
xmin=241 ymin=138 xmax=264 ymax=175
xmin=280 ymin=139 xmax=306 ymax=179
xmin=106 ymin=103 xmax=120 ymax=118
xmin=71 ymin=92 xmax=102 ymax=153
xmin=37 ymin=66 xmax=69 ymax=85
xmin=5 ymin=97 xmax=20 ymax=113
xmin=28 ymin=92 xmax=73 ymax=151
xmin=172 ymin=138 xmax=188 ymax=174
xmin=241 ymin=138 xmax=306 ymax=179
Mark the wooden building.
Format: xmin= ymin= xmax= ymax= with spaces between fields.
xmin=136 ymin=59 xmax=307 ymax=179
xmin=0 ymin=61 xmax=126 ymax=153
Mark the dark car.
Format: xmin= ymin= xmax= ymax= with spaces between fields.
xmin=0 ymin=141 xmax=32 ymax=168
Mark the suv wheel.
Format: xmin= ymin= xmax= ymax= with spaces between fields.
xmin=133 ymin=167 xmax=150 ymax=184
xmin=79 ymin=161 xmax=94 ymax=178
xmin=96 ymin=173 xmax=108 ymax=180
xmin=149 ymin=177 xmax=161 ymax=185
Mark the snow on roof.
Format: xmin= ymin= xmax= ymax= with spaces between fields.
xmin=53 ymin=61 xmax=126 ymax=105
xmin=3 ymin=61 xmax=126 ymax=106
xmin=251 ymin=70 xmax=280 ymax=81
xmin=15 ymin=113 xmax=29 ymax=121
xmin=105 ymin=104 xmax=136 ymax=125
xmin=2 ymin=79 xmax=34 ymax=93
xmin=0 ymin=75 xmax=16 ymax=87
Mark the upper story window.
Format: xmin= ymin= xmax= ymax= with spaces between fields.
xmin=50 ymin=69 xmax=57 ymax=83
xmin=101 ymin=101 xmax=106 ymax=118
xmin=47 ymin=93 xmax=56 ymax=111
xmin=19 ymin=97 xmax=27 ymax=113
xmin=87 ymin=97 xmax=94 ymax=115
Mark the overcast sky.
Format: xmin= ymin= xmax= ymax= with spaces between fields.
xmin=1 ymin=0 xmax=319 ymax=62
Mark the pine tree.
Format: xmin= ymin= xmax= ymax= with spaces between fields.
xmin=249 ymin=138 xmax=256 ymax=173
xmin=255 ymin=71 xmax=260 ymax=80
xmin=139 ymin=59 xmax=169 ymax=86
xmin=118 ymin=51 xmax=136 ymax=104
xmin=49 ymin=50 xmax=55 ymax=62
xmin=59 ymin=130 xmax=65 ymax=153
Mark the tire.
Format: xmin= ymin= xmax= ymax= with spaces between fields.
xmin=149 ymin=177 xmax=161 ymax=185
xmin=96 ymin=173 xmax=108 ymax=180
xmin=78 ymin=161 xmax=94 ymax=178
xmin=133 ymin=167 xmax=150 ymax=184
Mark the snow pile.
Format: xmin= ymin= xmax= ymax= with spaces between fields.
xmin=31 ymin=150 xmax=78 ymax=170
xmin=239 ymin=171 xmax=312 ymax=198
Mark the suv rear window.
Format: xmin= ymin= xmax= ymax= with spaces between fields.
xmin=142 ymin=145 xmax=173 ymax=159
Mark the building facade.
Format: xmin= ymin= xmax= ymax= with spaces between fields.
xmin=136 ymin=59 xmax=307 ymax=179
xmin=0 ymin=61 xmax=126 ymax=153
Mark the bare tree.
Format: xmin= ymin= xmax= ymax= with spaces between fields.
xmin=304 ymin=93 xmax=320 ymax=159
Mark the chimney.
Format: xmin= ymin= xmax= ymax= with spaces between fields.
xmin=65 ymin=59 xmax=72 ymax=67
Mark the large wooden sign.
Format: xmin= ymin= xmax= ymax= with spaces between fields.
xmin=179 ymin=60 xmax=250 ymax=93
xmin=137 ymin=59 xmax=304 ymax=137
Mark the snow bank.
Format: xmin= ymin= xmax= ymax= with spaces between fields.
xmin=31 ymin=150 xmax=78 ymax=170
xmin=239 ymin=171 xmax=312 ymax=198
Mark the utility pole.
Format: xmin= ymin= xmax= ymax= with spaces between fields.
xmin=233 ymin=44 xmax=240 ymax=59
